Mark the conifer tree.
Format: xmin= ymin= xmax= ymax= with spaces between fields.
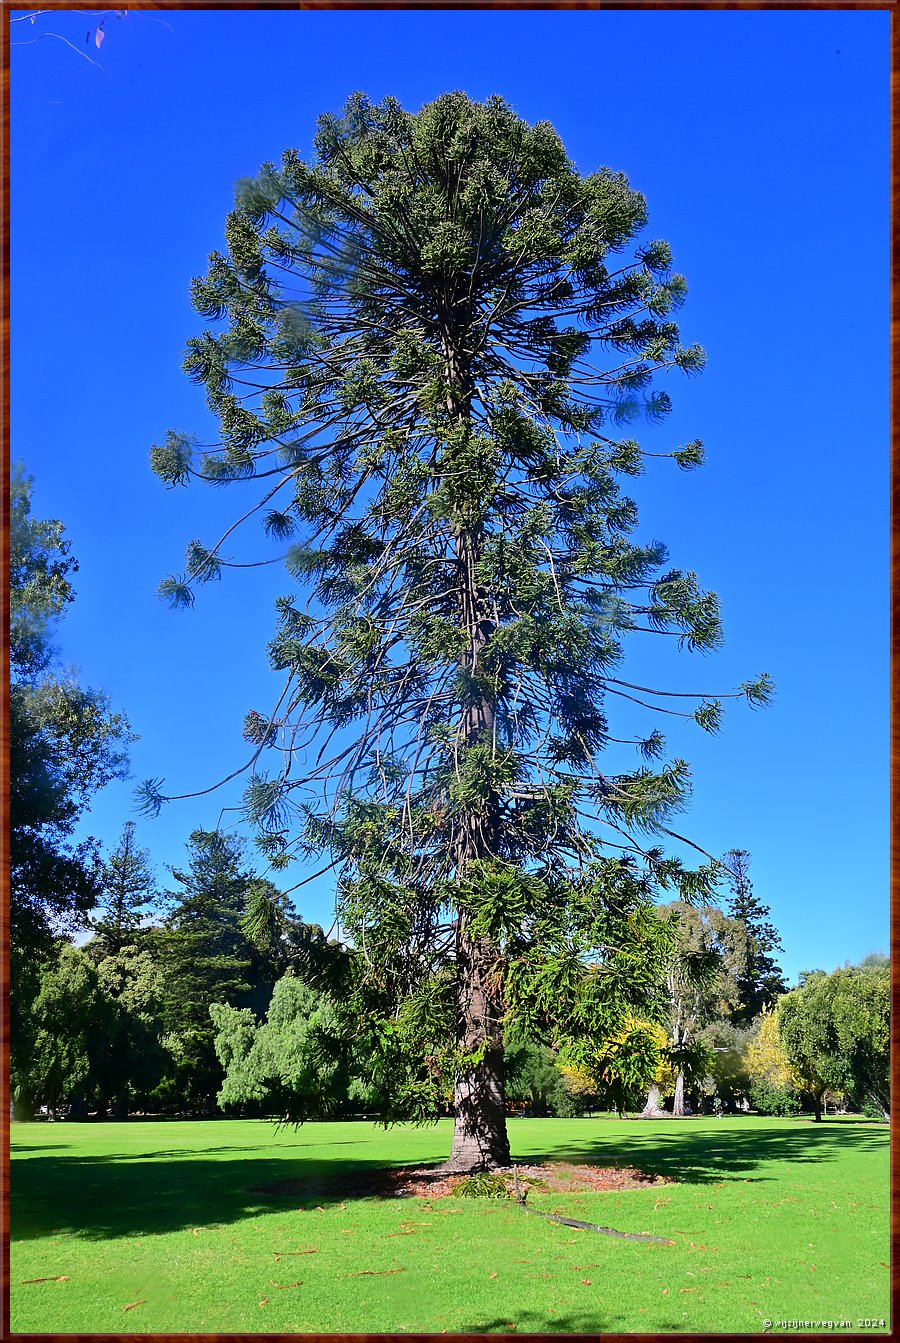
xmin=722 ymin=849 xmax=787 ymax=1023
xmin=145 ymin=93 xmax=771 ymax=1169
xmin=153 ymin=830 xmax=258 ymax=1113
xmin=89 ymin=821 xmax=158 ymax=955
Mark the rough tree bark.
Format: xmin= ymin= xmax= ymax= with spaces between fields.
xmin=442 ymin=330 xmax=512 ymax=1172
xmin=641 ymin=1083 xmax=667 ymax=1118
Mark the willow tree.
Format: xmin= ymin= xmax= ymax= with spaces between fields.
xmin=145 ymin=93 xmax=770 ymax=1170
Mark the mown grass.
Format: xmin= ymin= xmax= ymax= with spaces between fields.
xmin=10 ymin=1115 xmax=889 ymax=1334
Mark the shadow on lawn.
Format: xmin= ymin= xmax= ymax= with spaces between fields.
xmin=11 ymin=1120 xmax=886 ymax=1243
xmin=10 ymin=1149 xmax=403 ymax=1242
xmin=517 ymin=1118 xmax=888 ymax=1186
xmin=459 ymin=1309 xmax=683 ymax=1334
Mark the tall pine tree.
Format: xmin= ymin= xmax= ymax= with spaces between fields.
xmin=89 ymin=821 xmax=158 ymax=955
xmin=153 ymin=830 xmax=258 ymax=1114
xmin=145 ymin=93 xmax=771 ymax=1168
xmin=722 ymin=849 xmax=787 ymax=1023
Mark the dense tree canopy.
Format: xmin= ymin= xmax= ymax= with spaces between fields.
xmin=10 ymin=467 xmax=134 ymax=1079
xmin=778 ymin=963 xmax=889 ymax=1121
xmin=146 ymin=92 xmax=772 ymax=1168
xmin=148 ymin=830 xmax=264 ymax=1113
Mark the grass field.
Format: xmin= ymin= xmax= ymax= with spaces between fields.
xmin=10 ymin=1114 xmax=889 ymax=1334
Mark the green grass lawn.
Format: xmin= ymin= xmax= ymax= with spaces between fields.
xmin=10 ymin=1114 xmax=889 ymax=1334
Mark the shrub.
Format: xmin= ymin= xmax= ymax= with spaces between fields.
xmin=750 ymin=1079 xmax=801 ymax=1116
xmin=452 ymin=1172 xmax=510 ymax=1199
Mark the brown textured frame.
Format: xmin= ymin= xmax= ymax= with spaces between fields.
xmin=1 ymin=4 xmax=893 ymax=1343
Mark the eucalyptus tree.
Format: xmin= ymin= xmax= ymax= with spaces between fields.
xmin=145 ymin=93 xmax=770 ymax=1169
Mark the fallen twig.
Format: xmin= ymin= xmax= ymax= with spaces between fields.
xmin=512 ymin=1168 xmax=675 ymax=1246
xmin=345 ymin=1267 xmax=405 ymax=1276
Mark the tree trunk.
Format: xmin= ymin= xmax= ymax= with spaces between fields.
xmin=812 ymin=1092 xmax=822 ymax=1122
xmin=446 ymin=918 xmax=510 ymax=1171
xmin=13 ymin=1087 xmax=36 ymax=1122
xmin=672 ymin=1069 xmax=686 ymax=1116
xmin=441 ymin=327 xmax=511 ymax=1173
xmin=113 ymin=1088 xmax=129 ymax=1122
xmin=641 ymin=1083 xmax=667 ymax=1118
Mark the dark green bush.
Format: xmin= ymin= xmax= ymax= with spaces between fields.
xmin=750 ymin=1080 xmax=802 ymax=1117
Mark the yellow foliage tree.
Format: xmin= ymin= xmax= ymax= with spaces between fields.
xmin=745 ymin=1006 xmax=797 ymax=1089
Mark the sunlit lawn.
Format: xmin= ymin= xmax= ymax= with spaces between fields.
xmin=10 ymin=1114 xmax=889 ymax=1334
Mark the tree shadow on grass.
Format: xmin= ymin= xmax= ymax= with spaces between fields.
xmin=11 ymin=1120 xmax=887 ymax=1243
xmin=515 ymin=1118 xmax=888 ymax=1186
xmin=10 ymin=1151 xmax=408 ymax=1242
xmin=458 ymin=1308 xmax=683 ymax=1334
xmin=6 ymin=1143 xmax=70 ymax=1153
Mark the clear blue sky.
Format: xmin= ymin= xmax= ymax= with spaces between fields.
xmin=11 ymin=8 xmax=889 ymax=984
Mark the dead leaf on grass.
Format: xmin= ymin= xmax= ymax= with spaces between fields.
xmin=580 ymin=1279 xmax=592 ymax=1286
xmin=258 ymin=1297 xmax=270 ymax=1306
xmin=21 ymin=1276 xmax=70 ymax=1284
xmin=273 ymin=1249 xmax=317 ymax=1261
xmin=123 ymin=1300 xmax=147 ymax=1311
xmin=269 ymin=1280 xmax=302 ymax=1289
xmin=488 ymin=1271 xmax=497 ymax=1279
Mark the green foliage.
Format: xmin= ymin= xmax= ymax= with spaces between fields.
xmin=10 ymin=462 xmax=77 ymax=679
xmin=148 ymin=92 xmax=771 ymax=1150
xmin=15 ymin=945 xmax=110 ymax=1115
xmin=150 ymin=831 xmax=266 ymax=1113
xmin=211 ymin=977 xmax=352 ymax=1120
xmin=452 ymin=1172 xmax=510 ymax=1198
xmin=89 ymin=822 xmax=158 ymax=956
xmin=749 ymin=1079 xmax=802 ymax=1117
xmin=721 ymin=850 xmax=786 ymax=1022
xmin=698 ymin=1018 xmax=755 ymax=1106
xmin=13 ymin=941 xmax=166 ymax=1120
xmin=9 ymin=468 xmax=133 ymax=1080
xmin=778 ymin=963 xmax=890 ymax=1117
xmin=502 ymin=1027 xmax=568 ymax=1116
